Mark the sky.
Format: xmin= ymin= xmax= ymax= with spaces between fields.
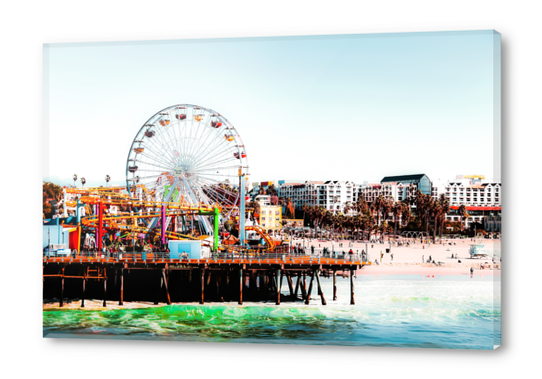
xmin=43 ymin=30 xmax=500 ymax=188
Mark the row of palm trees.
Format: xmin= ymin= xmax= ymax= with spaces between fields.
xmin=296 ymin=190 xmax=468 ymax=242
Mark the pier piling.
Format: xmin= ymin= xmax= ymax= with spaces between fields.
xmin=350 ymin=268 xmax=355 ymax=305
xmin=43 ymin=255 xmax=364 ymax=306
xmin=316 ymin=269 xmax=326 ymax=305
xmin=103 ymin=267 xmax=107 ymax=307
xmin=333 ymin=270 xmax=337 ymax=301
xmin=238 ymin=267 xmax=243 ymax=305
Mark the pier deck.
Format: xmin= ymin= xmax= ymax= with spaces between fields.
xmin=43 ymin=252 xmax=370 ymax=307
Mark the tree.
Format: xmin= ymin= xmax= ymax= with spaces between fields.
xmin=415 ymin=190 xmax=434 ymax=233
xmin=224 ymin=219 xmax=234 ymax=232
xmin=372 ymin=195 xmax=385 ymax=226
xmin=400 ymin=201 xmax=412 ymax=227
xmin=285 ymin=198 xmax=295 ymax=219
xmin=343 ymin=201 xmax=353 ymax=216
xmin=267 ymin=184 xmax=278 ymax=197
xmin=392 ymin=202 xmax=402 ymax=238
xmin=458 ymin=205 xmax=469 ymax=231
xmin=381 ymin=196 xmax=394 ymax=226
xmin=438 ymin=194 xmax=450 ymax=238
xmin=302 ymin=204 xmax=309 ymax=226
xmin=431 ymin=197 xmax=441 ymax=243
xmin=355 ymin=197 xmax=369 ymax=215
xmin=253 ymin=201 xmax=261 ymax=220
xmin=43 ymin=181 xmax=63 ymax=219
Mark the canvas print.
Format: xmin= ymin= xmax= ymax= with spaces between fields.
xmin=43 ymin=30 xmax=501 ymax=349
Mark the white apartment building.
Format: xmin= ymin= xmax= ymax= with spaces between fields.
xmin=279 ymin=180 xmax=357 ymax=213
xmin=444 ymin=181 xmax=501 ymax=207
xmin=357 ymin=182 xmax=417 ymax=204
xmin=444 ymin=180 xmax=501 ymax=227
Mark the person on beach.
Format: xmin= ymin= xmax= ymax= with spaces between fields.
xmin=391 ymin=253 xmax=394 ymax=261
xmin=422 ymin=255 xmax=424 ymax=263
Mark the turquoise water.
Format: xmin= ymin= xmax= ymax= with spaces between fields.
xmin=43 ymin=274 xmax=501 ymax=349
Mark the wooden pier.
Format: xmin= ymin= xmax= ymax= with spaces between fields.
xmin=43 ymin=254 xmax=368 ymax=307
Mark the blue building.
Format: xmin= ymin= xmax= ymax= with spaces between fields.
xmin=380 ymin=174 xmax=432 ymax=196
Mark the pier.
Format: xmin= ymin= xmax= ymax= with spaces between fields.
xmin=43 ymin=252 xmax=368 ymax=307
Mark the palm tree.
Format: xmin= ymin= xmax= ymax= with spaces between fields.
xmin=438 ymin=194 xmax=450 ymax=238
xmin=458 ymin=204 xmax=468 ymax=231
xmin=302 ymin=204 xmax=309 ymax=226
xmin=372 ymin=195 xmax=385 ymax=226
xmin=392 ymin=202 xmax=402 ymax=238
xmin=400 ymin=201 xmax=412 ymax=228
xmin=81 ymin=177 xmax=86 ymax=188
xmin=73 ymin=174 xmax=77 ymax=188
xmin=285 ymin=198 xmax=295 ymax=219
xmin=355 ymin=197 xmax=369 ymax=215
xmin=268 ymin=184 xmax=278 ymax=197
xmin=381 ymin=196 xmax=394 ymax=229
xmin=253 ymin=201 xmax=261 ymax=221
xmin=431 ymin=197 xmax=441 ymax=243
xmin=415 ymin=190 xmax=433 ymax=233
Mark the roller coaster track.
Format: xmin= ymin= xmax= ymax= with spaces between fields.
xmin=245 ymin=225 xmax=277 ymax=251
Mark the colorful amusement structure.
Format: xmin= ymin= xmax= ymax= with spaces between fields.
xmin=50 ymin=104 xmax=278 ymax=257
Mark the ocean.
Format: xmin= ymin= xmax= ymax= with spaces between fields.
xmin=43 ymin=274 xmax=501 ymax=349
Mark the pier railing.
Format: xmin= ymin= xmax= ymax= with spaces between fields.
xmin=43 ymin=250 xmax=369 ymax=264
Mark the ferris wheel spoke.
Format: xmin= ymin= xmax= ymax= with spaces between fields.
xmin=193 ymin=156 xmax=240 ymax=173
xmin=159 ymin=123 xmax=184 ymax=163
xmin=184 ymin=109 xmax=202 ymax=162
xmin=127 ymin=173 xmax=164 ymax=182
xmin=134 ymin=158 xmax=174 ymax=172
xmin=135 ymin=150 xmax=175 ymax=170
xmin=190 ymin=169 xmax=241 ymax=177
xmin=191 ymin=152 xmax=235 ymax=174
xmin=188 ymin=126 xmax=232 ymax=167
xmin=193 ymin=176 xmax=239 ymax=204
xmin=170 ymin=120 xmax=186 ymax=162
xmin=187 ymin=108 xmax=214 ymax=159
xmin=189 ymin=136 xmax=238 ymax=171
xmin=152 ymin=128 xmax=180 ymax=166
xmin=141 ymin=135 xmax=177 ymax=167
xmin=145 ymin=127 xmax=180 ymax=164
xmin=185 ymin=120 xmax=213 ymax=166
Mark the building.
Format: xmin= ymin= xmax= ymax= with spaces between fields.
xmin=258 ymin=205 xmax=282 ymax=235
xmin=251 ymin=180 xmax=304 ymax=200
xmin=278 ymin=180 xmax=357 ymax=214
xmin=381 ymin=174 xmax=433 ymax=196
xmin=254 ymin=194 xmax=271 ymax=206
xmin=357 ymin=182 xmax=417 ymax=204
xmin=443 ymin=178 xmax=501 ymax=228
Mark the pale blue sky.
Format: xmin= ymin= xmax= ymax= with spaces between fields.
xmin=44 ymin=30 xmax=500 ymax=187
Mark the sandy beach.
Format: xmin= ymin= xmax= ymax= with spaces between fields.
xmin=289 ymin=236 xmax=501 ymax=276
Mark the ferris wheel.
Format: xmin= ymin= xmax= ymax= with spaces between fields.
xmin=126 ymin=104 xmax=249 ymax=224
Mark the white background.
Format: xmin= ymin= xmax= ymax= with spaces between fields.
xmin=0 ymin=1 xmax=538 ymax=378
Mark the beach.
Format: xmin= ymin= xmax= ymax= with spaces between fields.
xmin=289 ymin=236 xmax=501 ymax=276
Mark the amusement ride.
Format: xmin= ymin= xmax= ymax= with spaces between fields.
xmin=62 ymin=104 xmax=277 ymax=255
